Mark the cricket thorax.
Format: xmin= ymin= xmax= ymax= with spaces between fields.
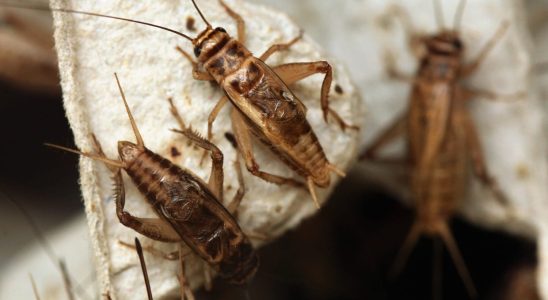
xmin=195 ymin=28 xmax=251 ymax=82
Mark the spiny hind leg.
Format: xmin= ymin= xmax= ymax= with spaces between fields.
xmin=461 ymin=110 xmax=510 ymax=206
xmin=259 ymin=30 xmax=303 ymax=61
xmin=113 ymin=170 xmax=182 ymax=243
xmin=219 ymin=0 xmax=246 ymax=43
xmin=175 ymin=46 xmax=214 ymax=81
xmin=272 ymin=62 xmax=358 ymax=131
xmin=230 ymin=108 xmax=304 ymax=188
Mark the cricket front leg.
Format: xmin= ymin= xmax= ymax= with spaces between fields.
xmin=176 ymin=46 xmax=214 ymax=81
xmin=460 ymin=21 xmax=509 ymax=78
xmin=259 ymin=30 xmax=303 ymax=61
xmin=360 ymin=112 xmax=407 ymax=161
xmin=231 ymin=108 xmax=304 ymax=187
xmin=113 ymin=170 xmax=182 ymax=242
xmin=461 ymin=111 xmax=510 ymax=206
xmin=273 ymin=62 xmax=358 ymax=131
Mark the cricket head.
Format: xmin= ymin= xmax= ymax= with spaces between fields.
xmin=193 ymin=26 xmax=230 ymax=61
xmin=420 ymin=31 xmax=464 ymax=80
xmin=118 ymin=141 xmax=142 ymax=164
xmin=425 ymin=31 xmax=464 ymax=58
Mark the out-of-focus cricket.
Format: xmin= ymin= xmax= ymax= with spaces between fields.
xmin=0 ymin=0 xmax=355 ymax=208
xmin=361 ymin=0 xmax=520 ymax=298
xmin=47 ymin=74 xmax=259 ymax=296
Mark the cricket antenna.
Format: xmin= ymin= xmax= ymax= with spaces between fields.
xmin=191 ymin=0 xmax=211 ymax=28
xmin=433 ymin=0 xmax=445 ymax=30
xmin=113 ymin=73 xmax=145 ymax=147
xmin=0 ymin=2 xmax=194 ymax=42
xmin=453 ymin=0 xmax=467 ymax=31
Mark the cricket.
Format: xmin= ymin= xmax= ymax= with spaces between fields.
xmin=47 ymin=73 xmax=259 ymax=296
xmin=361 ymin=0 xmax=519 ymax=298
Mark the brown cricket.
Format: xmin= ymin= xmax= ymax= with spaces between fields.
xmin=1 ymin=0 xmax=353 ymax=208
xmin=48 ymin=74 xmax=259 ymax=291
xmin=361 ymin=0 xmax=518 ymax=298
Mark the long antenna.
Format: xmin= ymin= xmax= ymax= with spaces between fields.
xmin=114 ymin=73 xmax=145 ymax=147
xmin=0 ymin=2 xmax=194 ymax=42
xmin=433 ymin=0 xmax=445 ymax=30
xmin=453 ymin=0 xmax=468 ymax=31
xmin=191 ymin=0 xmax=211 ymax=28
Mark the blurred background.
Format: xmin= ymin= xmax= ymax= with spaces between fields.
xmin=0 ymin=0 xmax=545 ymax=299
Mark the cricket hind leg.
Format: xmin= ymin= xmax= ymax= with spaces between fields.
xmin=460 ymin=109 xmax=511 ymax=206
xmin=272 ymin=62 xmax=358 ymax=131
xmin=389 ymin=220 xmax=422 ymax=279
xmin=175 ymin=46 xmax=214 ymax=81
xmin=230 ymin=108 xmax=304 ymax=188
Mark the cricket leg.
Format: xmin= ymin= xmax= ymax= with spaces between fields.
xmin=463 ymin=87 xmax=525 ymax=102
xmin=461 ymin=110 xmax=510 ymax=206
xmin=390 ymin=220 xmax=422 ymax=279
xmin=231 ymin=109 xmax=304 ymax=187
xmin=177 ymin=244 xmax=196 ymax=300
xmin=360 ymin=112 xmax=407 ymax=160
xmin=207 ymin=95 xmax=229 ymax=141
xmin=113 ymin=170 xmax=182 ymax=243
xmin=118 ymin=240 xmax=182 ymax=261
xmin=175 ymin=46 xmax=214 ymax=81
xmin=384 ymin=50 xmax=417 ymax=83
xmin=219 ymin=0 xmax=245 ymax=44
xmin=272 ymin=62 xmax=358 ymax=131
xmin=171 ymin=127 xmax=225 ymax=201
xmin=227 ymin=156 xmax=245 ymax=215
xmin=460 ymin=21 xmax=510 ymax=77
xmin=29 ymin=274 xmax=41 ymax=300
xmin=203 ymin=262 xmax=213 ymax=291
xmin=259 ymin=30 xmax=304 ymax=61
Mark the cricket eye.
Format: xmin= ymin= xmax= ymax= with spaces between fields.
xmin=215 ymin=27 xmax=227 ymax=33
xmin=194 ymin=46 xmax=202 ymax=57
